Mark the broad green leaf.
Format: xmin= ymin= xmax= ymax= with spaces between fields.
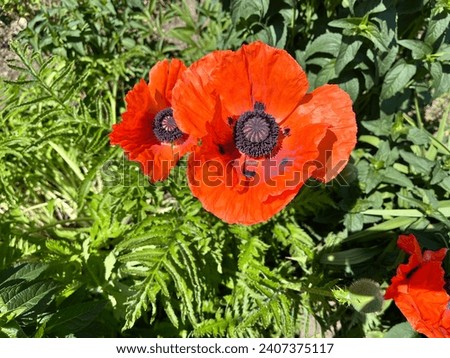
xmin=384 ymin=322 xmax=418 ymax=338
xmin=314 ymin=59 xmax=337 ymax=87
xmin=329 ymin=17 xmax=363 ymax=30
xmin=361 ymin=22 xmax=388 ymax=51
xmin=381 ymin=61 xmax=416 ymax=99
xmin=0 ymin=263 xmax=48 ymax=288
xmin=338 ymin=76 xmax=360 ymax=101
xmin=407 ymin=127 xmax=430 ymax=145
xmin=230 ymin=0 xmax=270 ymax=23
xmin=381 ymin=167 xmax=414 ymax=188
xmin=335 ymin=39 xmax=362 ymax=74
xmin=377 ymin=46 xmax=398 ymax=76
xmin=361 ymin=117 xmax=394 ymax=136
xmin=398 ymin=39 xmax=432 ymax=60
xmin=399 ymin=150 xmax=435 ymax=175
xmin=0 ymin=281 xmax=58 ymax=317
xmin=255 ymin=16 xmax=287 ymax=48
xmin=344 ymin=213 xmax=364 ymax=232
xmin=430 ymin=62 xmax=450 ymax=98
xmin=354 ymin=0 xmax=387 ymax=16
xmin=46 ymin=301 xmax=106 ymax=336
xmin=356 ymin=160 xmax=383 ymax=193
xmin=305 ymin=33 xmax=342 ymax=59
xmin=425 ymin=12 xmax=450 ymax=45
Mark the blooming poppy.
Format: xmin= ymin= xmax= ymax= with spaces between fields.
xmin=385 ymin=234 xmax=450 ymax=338
xmin=110 ymin=59 xmax=195 ymax=182
xmin=172 ymin=41 xmax=356 ymax=225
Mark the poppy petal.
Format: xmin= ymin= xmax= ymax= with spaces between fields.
xmin=385 ymin=234 xmax=450 ymax=338
xmin=172 ymin=50 xmax=234 ymax=138
xmin=148 ymin=59 xmax=187 ymax=108
xmin=294 ymin=84 xmax=357 ymax=182
xmin=238 ymin=41 xmax=309 ymax=121
xmin=187 ymin=122 xmax=328 ymax=225
xmin=110 ymin=79 xmax=159 ymax=155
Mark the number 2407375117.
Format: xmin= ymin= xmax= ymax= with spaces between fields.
xmin=258 ymin=343 xmax=334 ymax=354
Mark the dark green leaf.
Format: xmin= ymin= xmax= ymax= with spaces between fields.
xmin=335 ymin=39 xmax=362 ymax=74
xmin=1 ymin=281 xmax=58 ymax=316
xmin=0 ymin=263 xmax=48 ymax=288
xmin=425 ymin=12 xmax=450 ymax=45
xmin=381 ymin=167 xmax=414 ymax=188
xmin=329 ymin=17 xmax=363 ymax=30
xmin=398 ymin=39 xmax=432 ymax=60
xmin=46 ymin=301 xmax=106 ymax=336
xmin=231 ymin=0 xmax=270 ymax=23
xmin=321 ymin=247 xmax=381 ymax=265
xmin=305 ymin=33 xmax=342 ymax=59
xmin=399 ymin=150 xmax=435 ymax=175
xmin=338 ymin=76 xmax=360 ymax=101
xmin=354 ymin=0 xmax=387 ymax=16
xmin=314 ymin=59 xmax=336 ymax=87
xmin=430 ymin=62 xmax=450 ymax=98
xmin=381 ymin=61 xmax=416 ymax=99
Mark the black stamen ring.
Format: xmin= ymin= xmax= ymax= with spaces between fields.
xmin=153 ymin=107 xmax=184 ymax=143
xmin=234 ymin=102 xmax=280 ymax=158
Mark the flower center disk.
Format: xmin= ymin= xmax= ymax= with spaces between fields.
xmin=234 ymin=102 xmax=279 ymax=158
xmin=153 ymin=107 xmax=184 ymax=143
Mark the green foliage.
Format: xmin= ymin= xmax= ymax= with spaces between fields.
xmin=1 ymin=0 xmax=449 ymax=338
xmin=0 ymin=0 xmax=41 ymax=19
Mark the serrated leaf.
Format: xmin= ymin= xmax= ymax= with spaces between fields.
xmin=0 ymin=263 xmax=48 ymax=288
xmin=46 ymin=301 xmax=106 ymax=336
xmin=1 ymin=281 xmax=58 ymax=317
xmin=381 ymin=61 xmax=416 ymax=99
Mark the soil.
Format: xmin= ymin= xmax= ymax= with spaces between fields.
xmin=0 ymin=16 xmax=27 ymax=81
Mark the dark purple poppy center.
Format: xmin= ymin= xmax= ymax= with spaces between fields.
xmin=153 ymin=107 xmax=184 ymax=143
xmin=234 ymin=102 xmax=279 ymax=158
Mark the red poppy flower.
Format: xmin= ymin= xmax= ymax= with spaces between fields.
xmin=385 ymin=234 xmax=450 ymax=338
xmin=110 ymin=59 xmax=195 ymax=182
xmin=172 ymin=41 xmax=356 ymax=225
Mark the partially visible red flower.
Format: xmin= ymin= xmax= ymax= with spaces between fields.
xmin=385 ymin=234 xmax=450 ymax=338
xmin=172 ymin=41 xmax=356 ymax=225
xmin=110 ymin=59 xmax=195 ymax=182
